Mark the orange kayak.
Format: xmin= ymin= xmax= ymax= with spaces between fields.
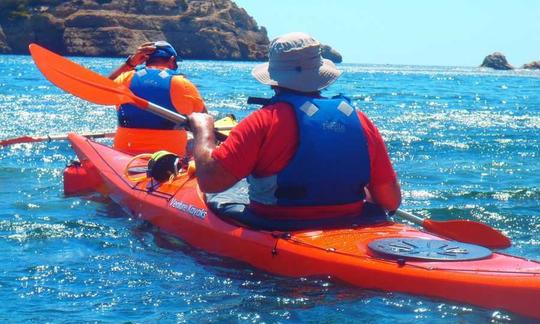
xmin=64 ymin=133 xmax=540 ymax=319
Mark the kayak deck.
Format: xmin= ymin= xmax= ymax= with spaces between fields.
xmin=293 ymin=228 xmax=540 ymax=274
xmin=65 ymin=133 xmax=540 ymax=318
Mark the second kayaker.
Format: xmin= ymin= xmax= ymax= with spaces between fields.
xmin=188 ymin=32 xmax=401 ymax=221
xmin=109 ymin=41 xmax=206 ymax=156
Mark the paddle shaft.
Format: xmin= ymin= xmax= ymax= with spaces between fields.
xmin=1 ymin=123 xmax=235 ymax=147
xmin=144 ymin=103 xmax=235 ymax=141
xmin=1 ymin=132 xmax=115 ymax=147
xmin=146 ymin=101 xmax=187 ymax=125
xmin=394 ymin=209 xmax=424 ymax=225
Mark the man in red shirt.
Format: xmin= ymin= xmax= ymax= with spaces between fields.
xmin=188 ymin=32 xmax=401 ymax=223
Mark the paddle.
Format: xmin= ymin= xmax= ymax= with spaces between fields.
xmin=29 ymin=43 xmax=190 ymax=125
xmin=28 ymin=43 xmax=238 ymax=141
xmin=1 ymin=121 xmax=235 ymax=147
xmin=1 ymin=131 xmax=115 ymax=147
xmin=393 ymin=209 xmax=511 ymax=249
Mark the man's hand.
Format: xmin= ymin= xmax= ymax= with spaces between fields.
xmin=187 ymin=112 xmax=215 ymax=136
xmin=109 ymin=41 xmax=157 ymax=80
xmin=127 ymin=42 xmax=157 ymax=66
xmin=187 ymin=113 xmax=237 ymax=193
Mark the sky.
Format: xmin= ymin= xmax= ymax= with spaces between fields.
xmin=234 ymin=0 xmax=540 ymax=67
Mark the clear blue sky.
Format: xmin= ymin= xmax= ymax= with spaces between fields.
xmin=234 ymin=0 xmax=540 ymax=66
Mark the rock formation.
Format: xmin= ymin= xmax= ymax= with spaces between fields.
xmin=480 ymin=52 xmax=513 ymax=70
xmin=0 ymin=26 xmax=9 ymax=53
xmin=321 ymin=44 xmax=342 ymax=63
xmin=0 ymin=0 xmax=269 ymax=60
xmin=522 ymin=61 xmax=540 ymax=70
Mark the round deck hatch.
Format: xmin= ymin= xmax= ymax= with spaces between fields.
xmin=368 ymin=238 xmax=492 ymax=261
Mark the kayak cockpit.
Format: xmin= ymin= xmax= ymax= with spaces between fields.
xmin=207 ymin=197 xmax=389 ymax=232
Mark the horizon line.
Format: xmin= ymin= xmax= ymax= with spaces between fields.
xmin=1 ymin=53 xmax=537 ymax=70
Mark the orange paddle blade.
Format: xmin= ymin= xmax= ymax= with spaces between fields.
xmin=28 ymin=43 xmax=148 ymax=108
xmin=423 ymin=219 xmax=511 ymax=249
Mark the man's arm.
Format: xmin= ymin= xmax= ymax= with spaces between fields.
xmin=188 ymin=113 xmax=238 ymax=193
xmin=366 ymin=181 xmax=401 ymax=212
xmin=171 ymin=77 xmax=208 ymax=114
xmin=357 ymin=111 xmax=402 ymax=211
xmin=108 ymin=42 xmax=156 ymax=80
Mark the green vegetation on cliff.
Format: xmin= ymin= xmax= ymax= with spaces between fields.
xmin=0 ymin=0 xmax=63 ymax=19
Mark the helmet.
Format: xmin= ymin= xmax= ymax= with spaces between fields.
xmin=150 ymin=41 xmax=178 ymax=60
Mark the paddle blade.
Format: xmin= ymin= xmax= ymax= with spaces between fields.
xmin=423 ymin=219 xmax=511 ymax=249
xmin=28 ymin=43 xmax=147 ymax=107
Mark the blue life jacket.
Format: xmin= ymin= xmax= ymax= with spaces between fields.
xmin=248 ymin=92 xmax=371 ymax=206
xmin=118 ymin=67 xmax=179 ymax=129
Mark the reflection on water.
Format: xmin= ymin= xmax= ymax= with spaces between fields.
xmin=0 ymin=54 xmax=539 ymax=321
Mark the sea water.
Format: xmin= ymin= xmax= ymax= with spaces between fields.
xmin=0 ymin=55 xmax=539 ymax=322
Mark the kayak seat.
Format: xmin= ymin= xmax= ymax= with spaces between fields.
xmin=207 ymin=199 xmax=389 ymax=231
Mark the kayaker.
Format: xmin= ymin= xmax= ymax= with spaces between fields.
xmin=188 ymin=32 xmax=401 ymax=221
xmin=109 ymin=41 xmax=206 ymax=156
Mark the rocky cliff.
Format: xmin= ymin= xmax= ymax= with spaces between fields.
xmin=0 ymin=0 xmax=269 ymax=60
xmin=0 ymin=1 xmax=344 ymax=62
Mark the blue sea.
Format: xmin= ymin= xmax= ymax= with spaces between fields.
xmin=1 ymin=54 xmax=539 ymax=323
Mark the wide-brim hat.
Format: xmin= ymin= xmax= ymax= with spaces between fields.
xmin=252 ymin=32 xmax=342 ymax=92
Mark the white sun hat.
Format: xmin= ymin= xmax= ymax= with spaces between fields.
xmin=251 ymin=32 xmax=342 ymax=92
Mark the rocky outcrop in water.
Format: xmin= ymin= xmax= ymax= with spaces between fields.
xmin=480 ymin=52 xmax=514 ymax=70
xmin=0 ymin=0 xmax=269 ymax=60
xmin=522 ymin=61 xmax=540 ymax=70
xmin=321 ymin=44 xmax=342 ymax=63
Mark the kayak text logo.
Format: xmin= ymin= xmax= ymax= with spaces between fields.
xmin=170 ymin=198 xmax=207 ymax=219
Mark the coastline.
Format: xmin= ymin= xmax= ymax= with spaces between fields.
xmin=3 ymin=53 xmax=540 ymax=76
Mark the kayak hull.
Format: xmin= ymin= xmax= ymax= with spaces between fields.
xmin=65 ymin=133 xmax=540 ymax=318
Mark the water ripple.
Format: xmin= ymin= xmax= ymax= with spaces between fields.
xmin=1 ymin=55 xmax=539 ymax=322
